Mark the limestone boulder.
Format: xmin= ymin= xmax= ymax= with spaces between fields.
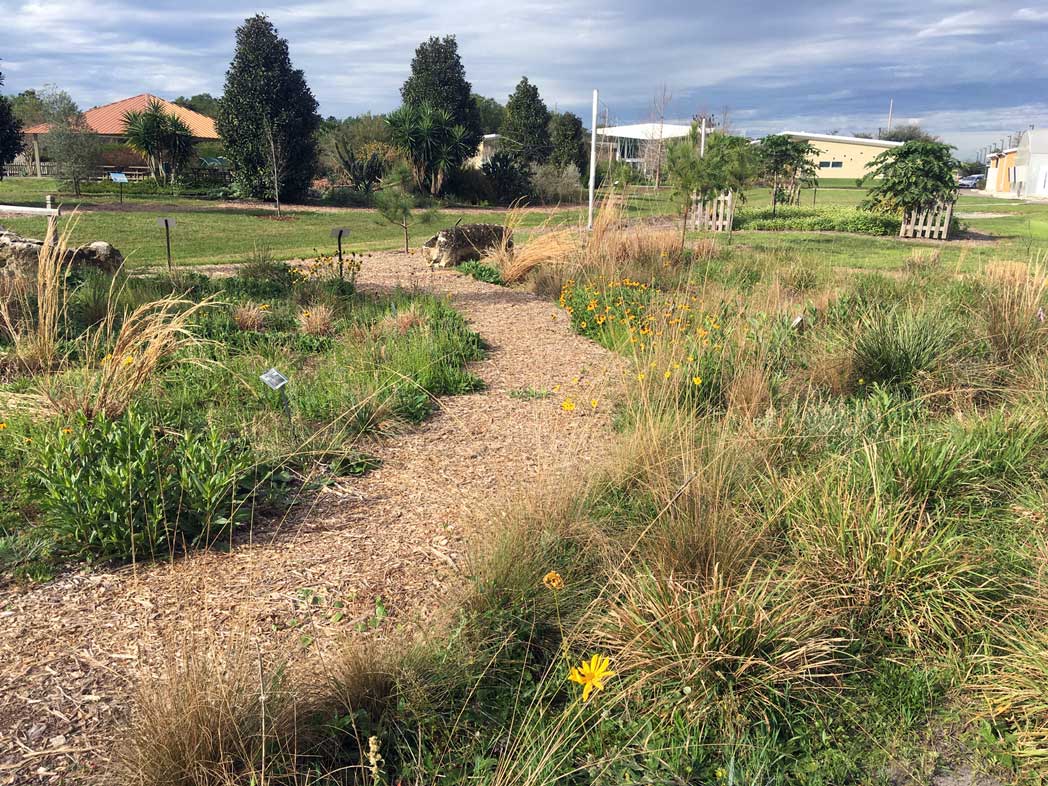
xmin=0 ymin=224 xmax=124 ymax=281
xmin=421 ymin=223 xmax=511 ymax=268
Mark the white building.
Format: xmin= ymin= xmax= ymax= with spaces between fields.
xmin=596 ymin=123 xmax=693 ymax=177
xmin=1015 ymin=129 xmax=1048 ymax=198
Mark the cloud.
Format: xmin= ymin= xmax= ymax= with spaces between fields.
xmin=1 ymin=0 xmax=1046 ymax=157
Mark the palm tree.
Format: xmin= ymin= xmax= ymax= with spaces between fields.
xmin=123 ymin=99 xmax=195 ymax=184
xmin=387 ymin=103 xmax=471 ymax=196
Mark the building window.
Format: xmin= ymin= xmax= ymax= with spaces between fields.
xmin=819 ymin=161 xmax=831 ymax=168
xmin=831 ymin=161 xmax=843 ymax=168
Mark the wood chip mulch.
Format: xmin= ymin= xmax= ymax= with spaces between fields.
xmin=0 ymin=251 xmax=625 ymax=784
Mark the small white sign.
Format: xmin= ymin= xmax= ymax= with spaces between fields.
xmin=157 ymin=216 xmax=176 ymax=228
xmin=260 ymin=368 xmax=289 ymax=390
xmin=109 ymin=172 xmax=129 ymax=184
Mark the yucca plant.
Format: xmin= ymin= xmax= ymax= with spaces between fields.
xmin=122 ymin=98 xmax=195 ymax=185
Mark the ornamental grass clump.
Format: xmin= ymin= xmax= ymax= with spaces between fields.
xmin=40 ymin=292 xmax=215 ymax=420
xmin=982 ymin=260 xmax=1048 ymax=363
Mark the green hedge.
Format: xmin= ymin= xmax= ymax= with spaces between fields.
xmin=733 ymin=206 xmax=901 ymax=236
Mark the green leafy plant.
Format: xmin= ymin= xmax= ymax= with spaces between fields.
xmin=863 ymin=140 xmax=959 ymax=215
xmin=458 ymin=260 xmax=503 ymax=285
xmin=31 ymin=410 xmax=251 ymax=560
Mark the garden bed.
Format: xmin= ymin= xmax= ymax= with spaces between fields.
xmin=0 ymin=255 xmax=484 ymax=581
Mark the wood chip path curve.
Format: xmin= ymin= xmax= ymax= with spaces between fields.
xmin=0 ymin=252 xmax=623 ymax=784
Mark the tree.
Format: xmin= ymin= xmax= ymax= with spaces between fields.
xmin=122 ymin=98 xmax=195 ymax=184
xmin=757 ymin=134 xmax=818 ymax=215
xmin=0 ymin=71 xmax=22 ymax=179
xmin=472 ymin=94 xmax=505 ymax=134
xmin=881 ymin=123 xmax=938 ymax=143
xmin=666 ymin=127 xmax=757 ymax=245
xmin=42 ymin=89 xmax=100 ymax=196
xmin=386 ymin=103 xmax=471 ymax=196
xmin=173 ymin=93 xmax=221 ymax=118
xmin=10 ymin=89 xmax=46 ymax=128
xmin=401 ymin=35 xmax=481 ymax=150
xmin=501 ymin=77 xmax=550 ymax=164
xmin=863 ymin=140 xmax=958 ymax=214
xmin=217 ymin=15 xmax=320 ymax=203
xmin=373 ymin=163 xmax=418 ymax=253
xmin=48 ymin=118 xmax=101 ymax=196
xmin=548 ymin=111 xmax=587 ymax=175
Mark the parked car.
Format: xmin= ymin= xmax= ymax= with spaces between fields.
xmin=958 ymin=175 xmax=983 ymax=189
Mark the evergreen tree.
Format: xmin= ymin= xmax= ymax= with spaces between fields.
xmin=401 ymin=36 xmax=481 ymax=149
xmin=0 ymin=71 xmax=23 ymax=179
xmin=10 ymin=88 xmax=46 ymax=128
xmin=217 ymin=15 xmax=320 ymax=202
xmin=173 ymin=93 xmax=222 ymax=118
xmin=501 ymin=77 xmax=550 ymax=164
xmin=471 ymin=94 xmax=505 ymax=134
xmin=548 ymin=111 xmax=587 ymax=174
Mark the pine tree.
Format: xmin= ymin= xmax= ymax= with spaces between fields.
xmin=501 ymin=77 xmax=550 ymax=165
xmin=217 ymin=15 xmax=320 ymax=203
xmin=548 ymin=111 xmax=587 ymax=174
xmin=0 ymin=70 xmax=23 ymax=179
xmin=401 ymin=36 xmax=481 ymax=150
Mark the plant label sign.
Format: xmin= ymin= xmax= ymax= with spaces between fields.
xmin=260 ymin=368 xmax=289 ymax=390
xmin=109 ymin=172 xmax=129 ymax=184
xmin=157 ymin=217 xmax=176 ymax=228
xmin=330 ymin=227 xmax=351 ymax=238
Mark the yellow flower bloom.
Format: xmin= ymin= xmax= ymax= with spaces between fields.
xmin=663 ymin=370 xmax=671 ymax=380
xmin=637 ymin=372 xmax=645 ymax=381
xmin=542 ymin=571 xmax=565 ymax=591
xmin=61 ymin=427 xmax=72 ymax=435
xmin=590 ymin=399 xmax=598 ymax=409
xmin=568 ymin=654 xmax=615 ymax=702
xmin=0 ymin=422 xmax=6 ymax=430
xmin=692 ymin=376 xmax=703 ymax=386
xmin=561 ymin=398 xmax=576 ymax=412
xmin=123 ymin=355 xmax=134 ymax=366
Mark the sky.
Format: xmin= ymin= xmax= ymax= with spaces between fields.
xmin=2 ymin=0 xmax=1047 ymax=158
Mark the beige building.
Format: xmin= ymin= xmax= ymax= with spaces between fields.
xmin=783 ymin=132 xmax=903 ymax=180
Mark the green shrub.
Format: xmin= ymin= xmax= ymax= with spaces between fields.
xmin=733 ymin=206 xmax=900 ymax=235
xmin=458 ymin=260 xmax=503 ymax=285
xmin=31 ymin=410 xmax=252 ymax=560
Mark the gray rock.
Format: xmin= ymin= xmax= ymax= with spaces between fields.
xmin=421 ymin=223 xmax=511 ymax=268
xmin=0 ymin=224 xmax=123 ymax=280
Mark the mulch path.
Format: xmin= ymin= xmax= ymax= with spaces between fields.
xmin=0 ymin=252 xmax=624 ymax=784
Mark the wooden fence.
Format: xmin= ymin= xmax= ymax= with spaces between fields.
xmin=900 ymin=201 xmax=954 ymax=240
xmin=2 ymin=163 xmax=230 ymax=184
xmin=691 ymin=191 xmax=735 ymax=232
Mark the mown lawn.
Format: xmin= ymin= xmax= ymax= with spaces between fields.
xmin=0 ymin=177 xmax=570 ymax=266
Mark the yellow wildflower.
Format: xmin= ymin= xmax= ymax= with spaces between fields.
xmin=561 ymin=398 xmax=576 ymax=412
xmin=692 ymin=376 xmax=702 ymax=386
xmin=543 ymin=571 xmax=565 ymax=591
xmin=0 ymin=422 xmax=6 ymax=431
xmin=590 ymin=399 xmax=598 ymax=409
xmin=568 ymin=654 xmax=615 ymax=702
xmin=663 ymin=370 xmax=671 ymax=380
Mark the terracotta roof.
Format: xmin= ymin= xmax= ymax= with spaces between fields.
xmin=23 ymin=94 xmax=219 ymax=140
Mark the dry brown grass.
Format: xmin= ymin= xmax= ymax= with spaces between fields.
xmin=232 ymin=302 xmax=267 ymax=332
xmin=298 ymin=303 xmax=335 ymax=336
xmin=0 ymin=215 xmax=77 ymax=370
xmin=983 ymin=260 xmax=1048 ymax=362
xmin=120 ymin=635 xmax=312 ymax=786
xmin=377 ymin=303 xmax=424 ymax=336
xmin=41 ymin=293 xmax=215 ymax=420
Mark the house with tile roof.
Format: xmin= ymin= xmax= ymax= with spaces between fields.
xmin=21 ymin=94 xmax=219 ymax=177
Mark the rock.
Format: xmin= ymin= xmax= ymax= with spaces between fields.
xmin=0 ymin=224 xmax=123 ymax=281
xmin=421 ymin=223 xmax=511 ymax=268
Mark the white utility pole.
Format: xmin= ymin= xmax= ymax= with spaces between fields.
xmin=588 ymin=88 xmax=598 ymax=230
xmin=886 ymin=98 xmax=894 ymax=134
xmin=700 ymin=116 xmax=708 ymax=156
